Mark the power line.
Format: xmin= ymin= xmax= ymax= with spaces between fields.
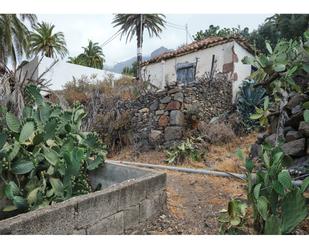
xmin=165 ymin=23 xmax=186 ymax=31
xmin=101 ymin=30 xmax=122 ymax=47
xmin=166 ymin=20 xmax=184 ymax=28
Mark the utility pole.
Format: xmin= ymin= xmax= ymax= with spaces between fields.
xmin=185 ymin=24 xmax=188 ymax=45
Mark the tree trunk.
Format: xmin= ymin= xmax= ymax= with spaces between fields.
xmin=136 ymin=14 xmax=143 ymax=80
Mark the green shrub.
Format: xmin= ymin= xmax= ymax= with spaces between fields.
xmin=0 ymin=84 xmax=107 ymax=215
xmin=165 ymin=137 xmax=205 ymax=164
xmin=218 ymin=199 xmax=247 ymax=234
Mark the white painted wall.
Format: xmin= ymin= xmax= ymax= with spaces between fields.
xmin=19 ymin=57 xmax=123 ymax=90
xmin=232 ymin=41 xmax=254 ymax=100
xmin=142 ymin=41 xmax=253 ymax=102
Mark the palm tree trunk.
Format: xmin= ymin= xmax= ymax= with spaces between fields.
xmin=136 ymin=14 xmax=143 ymax=80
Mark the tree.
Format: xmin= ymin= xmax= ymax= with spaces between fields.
xmin=29 ymin=21 xmax=68 ymax=59
xmin=77 ymin=40 xmax=105 ymax=69
xmin=67 ymin=55 xmax=87 ymax=67
xmin=112 ymin=14 xmax=166 ymax=80
xmin=192 ymin=25 xmax=250 ymax=41
xmin=122 ymin=61 xmax=137 ymax=77
xmin=0 ymin=14 xmax=37 ymax=68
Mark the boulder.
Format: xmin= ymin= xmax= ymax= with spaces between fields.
xmin=170 ymin=110 xmax=185 ymax=126
xmin=285 ymin=130 xmax=302 ymax=142
xmin=164 ymin=126 xmax=183 ymax=141
xmin=160 ymin=96 xmax=171 ymax=104
xmin=282 ymin=138 xmax=306 ymax=157
xmin=299 ymin=121 xmax=309 ymax=137
xmin=165 ymin=101 xmax=181 ymax=110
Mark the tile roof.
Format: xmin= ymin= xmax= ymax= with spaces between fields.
xmin=141 ymin=36 xmax=254 ymax=66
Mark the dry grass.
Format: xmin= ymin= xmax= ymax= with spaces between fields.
xmin=110 ymin=132 xmax=258 ymax=174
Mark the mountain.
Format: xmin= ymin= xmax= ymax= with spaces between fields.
xmin=109 ymin=46 xmax=172 ymax=73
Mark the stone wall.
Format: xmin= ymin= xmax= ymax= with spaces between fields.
xmin=90 ymin=74 xmax=233 ymax=152
xmin=133 ymin=74 xmax=233 ymax=150
xmin=250 ymin=92 xmax=309 ymax=178
xmin=0 ymin=163 xmax=166 ymax=235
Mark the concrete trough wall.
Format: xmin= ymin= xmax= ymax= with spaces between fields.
xmin=0 ymin=163 xmax=166 ymax=235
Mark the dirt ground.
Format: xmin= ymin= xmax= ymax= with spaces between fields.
xmin=125 ymin=171 xmax=247 ymax=234
xmin=115 ymin=133 xmax=309 ymax=234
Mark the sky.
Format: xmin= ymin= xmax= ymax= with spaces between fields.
xmin=37 ymin=14 xmax=272 ymax=67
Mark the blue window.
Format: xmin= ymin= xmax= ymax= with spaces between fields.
xmin=176 ymin=63 xmax=196 ymax=84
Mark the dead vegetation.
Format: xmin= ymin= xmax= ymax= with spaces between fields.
xmin=110 ymin=132 xmax=257 ymax=174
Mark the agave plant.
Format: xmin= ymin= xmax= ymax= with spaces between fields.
xmin=236 ymin=79 xmax=267 ymax=130
xmin=0 ymin=84 xmax=106 ymax=216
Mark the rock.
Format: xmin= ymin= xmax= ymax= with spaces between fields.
xmin=257 ymin=132 xmax=268 ymax=144
xmin=149 ymin=130 xmax=162 ymax=143
xmin=285 ymin=130 xmax=302 ymax=142
xmin=159 ymin=104 xmax=166 ymax=110
xmin=250 ymin=143 xmax=262 ymax=158
xmin=165 ymin=101 xmax=181 ymax=111
xmin=299 ymin=121 xmax=309 ymax=137
xmin=164 ymin=126 xmax=183 ymax=141
xmin=173 ymin=92 xmax=184 ymax=103
xmin=170 ymin=110 xmax=185 ymax=126
xmin=285 ymin=112 xmax=304 ymax=129
xmin=282 ymin=138 xmax=306 ymax=157
xmin=156 ymin=110 xmax=164 ymax=115
xmin=284 ymin=126 xmax=295 ymax=135
xmin=158 ymin=115 xmax=169 ymax=127
xmin=286 ymin=93 xmax=308 ymax=110
xmin=149 ymin=100 xmax=159 ymax=111
xmin=168 ymin=88 xmax=181 ymax=94
xmin=269 ymin=116 xmax=279 ymax=134
xmin=292 ymin=105 xmax=303 ymax=115
xmin=139 ymin=108 xmax=149 ymax=113
xmin=265 ymin=134 xmax=277 ymax=146
xmin=160 ymin=96 xmax=171 ymax=104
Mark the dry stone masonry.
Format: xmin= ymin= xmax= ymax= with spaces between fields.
xmin=251 ymin=92 xmax=309 ymax=177
xmin=133 ymin=75 xmax=233 ymax=150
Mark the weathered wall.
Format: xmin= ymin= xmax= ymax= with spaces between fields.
xmin=0 ymin=163 xmax=166 ymax=235
xmin=233 ymin=42 xmax=253 ymax=101
xmin=130 ymin=75 xmax=233 ymax=150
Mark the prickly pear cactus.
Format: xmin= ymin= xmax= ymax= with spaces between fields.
xmin=0 ymin=84 xmax=107 ymax=216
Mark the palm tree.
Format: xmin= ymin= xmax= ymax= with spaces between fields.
xmin=112 ymin=14 xmax=166 ymax=79
xmin=78 ymin=40 xmax=105 ymax=69
xmin=29 ymin=21 xmax=68 ymax=59
xmin=67 ymin=55 xmax=86 ymax=66
xmin=0 ymin=14 xmax=37 ymax=68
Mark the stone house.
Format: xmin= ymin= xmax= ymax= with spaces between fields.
xmin=141 ymin=36 xmax=255 ymax=102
